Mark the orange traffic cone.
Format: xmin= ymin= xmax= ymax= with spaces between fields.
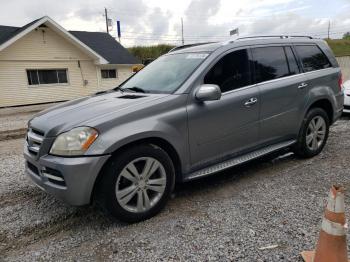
xmin=301 ymin=185 xmax=350 ymax=262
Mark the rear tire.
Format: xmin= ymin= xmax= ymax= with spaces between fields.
xmin=293 ymin=108 xmax=330 ymax=158
xmin=95 ymin=144 xmax=175 ymax=223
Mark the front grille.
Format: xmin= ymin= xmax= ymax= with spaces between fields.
xmin=26 ymin=128 xmax=44 ymax=156
xmin=344 ymin=105 xmax=350 ymax=110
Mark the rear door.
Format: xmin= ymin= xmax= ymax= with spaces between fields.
xmin=294 ymin=44 xmax=340 ymax=107
xmin=251 ymin=45 xmax=309 ymax=144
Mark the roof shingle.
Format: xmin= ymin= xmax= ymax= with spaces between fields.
xmin=70 ymin=31 xmax=140 ymax=64
xmin=0 ymin=18 xmax=42 ymax=46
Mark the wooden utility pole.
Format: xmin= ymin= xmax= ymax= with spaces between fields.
xmin=181 ymin=18 xmax=184 ymax=45
xmin=105 ymin=8 xmax=109 ymax=33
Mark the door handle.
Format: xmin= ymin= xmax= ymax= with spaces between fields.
xmin=244 ymin=97 xmax=258 ymax=107
xmin=298 ymin=82 xmax=308 ymax=89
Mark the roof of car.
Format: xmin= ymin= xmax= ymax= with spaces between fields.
xmin=170 ymin=36 xmax=324 ymax=54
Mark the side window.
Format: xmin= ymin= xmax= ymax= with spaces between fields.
xmin=294 ymin=45 xmax=331 ymax=72
xmin=251 ymin=47 xmax=290 ymax=83
xmin=26 ymin=69 xmax=68 ymax=86
xmin=101 ymin=69 xmax=117 ymax=79
xmin=285 ymin=46 xmax=300 ymax=75
xmin=204 ymin=49 xmax=251 ymax=93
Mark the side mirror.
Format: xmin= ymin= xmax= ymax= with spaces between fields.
xmin=195 ymin=84 xmax=221 ymax=102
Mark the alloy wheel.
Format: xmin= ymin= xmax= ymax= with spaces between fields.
xmin=306 ymin=115 xmax=326 ymax=151
xmin=115 ymin=157 xmax=167 ymax=213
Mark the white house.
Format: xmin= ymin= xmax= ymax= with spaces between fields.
xmin=0 ymin=16 xmax=140 ymax=107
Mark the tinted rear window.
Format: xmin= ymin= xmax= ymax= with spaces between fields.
xmin=294 ymin=45 xmax=331 ymax=72
xmin=251 ymin=46 xmax=290 ymax=83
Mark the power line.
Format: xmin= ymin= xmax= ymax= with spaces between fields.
xmin=106 ymin=23 xmax=350 ymax=39
xmin=106 ymin=6 xmax=342 ymax=20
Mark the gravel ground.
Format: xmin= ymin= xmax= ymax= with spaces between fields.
xmin=0 ymin=112 xmax=33 ymax=133
xmin=1 ymin=117 xmax=350 ymax=261
xmin=0 ymin=103 xmax=61 ymax=133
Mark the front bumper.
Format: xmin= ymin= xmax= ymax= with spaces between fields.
xmin=24 ymin=145 xmax=110 ymax=206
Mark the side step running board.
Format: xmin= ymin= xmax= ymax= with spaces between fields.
xmin=185 ymin=140 xmax=296 ymax=181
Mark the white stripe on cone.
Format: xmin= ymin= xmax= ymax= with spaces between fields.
xmin=327 ymin=190 xmax=345 ymax=213
xmin=321 ymin=217 xmax=348 ymax=236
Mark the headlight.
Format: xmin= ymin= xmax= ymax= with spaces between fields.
xmin=50 ymin=127 xmax=99 ymax=156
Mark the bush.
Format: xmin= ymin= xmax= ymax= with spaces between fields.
xmin=128 ymin=44 xmax=175 ymax=64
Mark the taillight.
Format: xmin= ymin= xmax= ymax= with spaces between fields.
xmin=338 ymin=72 xmax=343 ymax=91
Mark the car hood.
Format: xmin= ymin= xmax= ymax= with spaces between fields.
xmin=29 ymin=91 xmax=170 ymax=137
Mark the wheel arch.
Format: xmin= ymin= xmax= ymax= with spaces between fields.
xmin=91 ymin=137 xmax=183 ymax=203
xmin=306 ymin=98 xmax=334 ymax=123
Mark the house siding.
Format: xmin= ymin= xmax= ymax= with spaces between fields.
xmin=0 ymin=27 xmax=135 ymax=107
xmin=98 ymin=65 xmax=133 ymax=90
xmin=0 ymin=27 xmax=92 ymax=61
xmin=0 ymin=60 xmax=99 ymax=107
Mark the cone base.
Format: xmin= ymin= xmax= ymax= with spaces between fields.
xmin=301 ymin=251 xmax=314 ymax=262
xmin=301 ymin=250 xmax=350 ymax=262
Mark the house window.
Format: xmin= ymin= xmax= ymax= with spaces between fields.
xmin=101 ymin=69 xmax=117 ymax=79
xmin=27 ymin=69 xmax=68 ymax=86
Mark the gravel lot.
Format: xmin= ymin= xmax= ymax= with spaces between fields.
xmin=1 ymin=117 xmax=350 ymax=261
xmin=0 ymin=103 xmax=61 ymax=137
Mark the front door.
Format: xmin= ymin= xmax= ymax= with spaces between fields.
xmin=187 ymin=49 xmax=260 ymax=169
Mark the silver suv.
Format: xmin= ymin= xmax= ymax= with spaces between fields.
xmin=24 ymin=36 xmax=344 ymax=222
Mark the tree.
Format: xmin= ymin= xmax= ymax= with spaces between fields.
xmin=343 ymin=32 xmax=350 ymax=40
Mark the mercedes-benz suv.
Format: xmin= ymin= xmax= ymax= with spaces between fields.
xmin=24 ymin=36 xmax=344 ymax=222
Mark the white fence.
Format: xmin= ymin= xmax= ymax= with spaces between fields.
xmin=336 ymin=56 xmax=350 ymax=81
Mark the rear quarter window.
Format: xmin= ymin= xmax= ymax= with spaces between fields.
xmin=294 ymin=45 xmax=331 ymax=72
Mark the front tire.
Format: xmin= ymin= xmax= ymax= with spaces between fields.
xmin=293 ymin=108 xmax=330 ymax=158
xmin=96 ymin=144 xmax=175 ymax=222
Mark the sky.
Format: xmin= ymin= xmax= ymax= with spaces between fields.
xmin=1 ymin=0 xmax=350 ymax=47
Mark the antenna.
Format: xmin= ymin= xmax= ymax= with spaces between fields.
xmin=181 ymin=18 xmax=184 ymax=45
xmin=104 ymin=8 xmax=109 ymax=33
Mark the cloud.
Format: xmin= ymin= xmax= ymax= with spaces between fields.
xmin=173 ymin=0 xmax=229 ymax=44
xmin=185 ymin=0 xmax=221 ymax=18
xmin=148 ymin=8 xmax=172 ymax=36
xmin=1 ymin=0 xmax=350 ymax=46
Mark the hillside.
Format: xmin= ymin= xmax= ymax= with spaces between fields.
xmin=128 ymin=39 xmax=350 ymax=63
xmin=128 ymin=44 xmax=175 ymax=63
xmin=326 ymin=39 xmax=350 ymax=57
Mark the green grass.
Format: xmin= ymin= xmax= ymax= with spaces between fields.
xmin=326 ymin=39 xmax=350 ymax=57
xmin=128 ymin=44 xmax=175 ymax=63
xmin=127 ymin=40 xmax=350 ymax=63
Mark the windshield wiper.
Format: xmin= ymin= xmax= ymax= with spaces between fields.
xmin=96 ymin=86 xmax=125 ymax=95
xmin=114 ymin=86 xmax=124 ymax=93
xmin=121 ymin=86 xmax=146 ymax=93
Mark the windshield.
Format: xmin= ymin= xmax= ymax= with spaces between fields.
xmin=120 ymin=53 xmax=209 ymax=93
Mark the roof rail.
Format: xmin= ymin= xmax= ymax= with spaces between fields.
xmin=236 ymin=35 xmax=313 ymax=41
xmin=168 ymin=42 xmax=214 ymax=53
